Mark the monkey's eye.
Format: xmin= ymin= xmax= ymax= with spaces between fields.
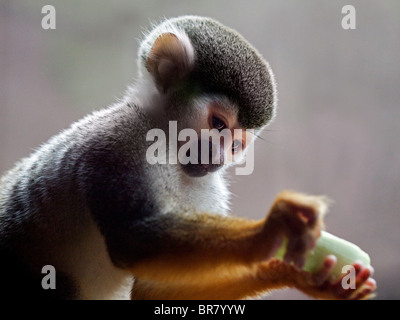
xmin=212 ymin=116 xmax=227 ymax=132
xmin=232 ymin=140 xmax=242 ymax=153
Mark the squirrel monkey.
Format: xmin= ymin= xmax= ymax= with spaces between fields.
xmin=0 ymin=16 xmax=375 ymax=300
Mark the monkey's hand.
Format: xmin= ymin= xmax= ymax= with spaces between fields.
xmin=259 ymin=191 xmax=376 ymax=299
xmin=257 ymin=257 xmax=376 ymax=300
xmin=262 ymin=191 xmax=328 ymax=268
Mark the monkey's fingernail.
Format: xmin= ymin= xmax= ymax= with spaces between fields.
xmin=366 ymin=265 xmax=375 ymax=276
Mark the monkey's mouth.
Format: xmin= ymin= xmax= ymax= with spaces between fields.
xmin=178 ymin=139 xmax=224 ymax=177
xmin=181 ymin=162 xmax=223 ymax=178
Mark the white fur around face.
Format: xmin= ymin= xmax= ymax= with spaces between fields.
xmin=180 ymin=171 xmax=231 ymax=215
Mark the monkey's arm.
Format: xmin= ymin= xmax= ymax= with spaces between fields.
xmin=132 ymin=258 xmax=375 ymax=300
xmin=126 ymin=197 xmax=373 ymax=300
xmin=131 ymin=263 xmax=277 ymax=300
xmin=124 ymin=195 xmax=351 ymax=300
xmin=126 ymin=212 xmax=280 ymax=282
xmin=121 ymin=188 xmax=327 ymax=281
xmin=131 ymin=260 xmax=296 ymax=300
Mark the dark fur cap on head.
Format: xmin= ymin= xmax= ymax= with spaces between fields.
xmin=139 ymin=16 xmax=277 ymax=129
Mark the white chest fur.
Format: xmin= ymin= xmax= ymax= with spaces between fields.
xmin=52 ymin=214 xmax=134 ymax=300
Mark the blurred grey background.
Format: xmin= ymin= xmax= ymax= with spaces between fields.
xmin=1 ymin=0 xmax=399 ymax=299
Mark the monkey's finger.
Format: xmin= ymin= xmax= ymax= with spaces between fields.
xmin=265 ymin=234 xmax=284 ymax=260
xmin=311 ymin=255 xmax=337 ymax=286
xmin=330 ymin=262 xmax=362 ymax=293
xmin=355 ymin=278 xmax=377 ymax=299
xmin=338 ymin=265 xmax=372 ymax=299
xmin=283 ymin=237 xmax=307 ymax=268
xmin=349 ymin=278 xmax=377 ymax=300
xmin=351 ymin=288 xmax=373 ymax=300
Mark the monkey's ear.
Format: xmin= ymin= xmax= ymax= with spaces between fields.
xmin=146 ymin=32 xmax=194 ymax=93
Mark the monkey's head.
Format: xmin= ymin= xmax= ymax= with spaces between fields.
xmin=138 ymin=16 xmax=277 ymax=178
